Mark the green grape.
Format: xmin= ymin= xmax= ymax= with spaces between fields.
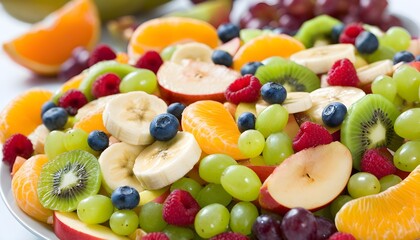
xmin=380 ymin=27 xmax=411 ymax=51
xmin=194 ymin=203 xmax=230 ymax=239
xmin=347 ymin=172 xmax=381 ymax=198
xmin=109 ymin=210 xmax=139 ymax=236
xmin=394 ymin=108 xmax=420 ymax=140
xmin=238 ymin=130 xmax=266 ymax=158
xmin=199 ymin=154 xmax=237 ymax=184
xmin=393 ymin=140 xmax=420 ymax=172
xmin=229 ymin=201 xmax=259 ymax=235
xmin=76 ymin=195 xmax=114 ymax=224
xmin=163 ymin=225 xmax=195 ymax=240
xmin=161 ymin=45 xmax=177 ymax=61
xmin=362 ymin=45 xmax=395 ymax=63
xmin=196 ymin=183 xmax=232 ymax=207
xmin=45 ymin=130 xmax=67 ymax=160
xmin=255 ymin=104 xmax=289 ymax=138
xmin=262 ymin=132 xmax=293 ymax=165
xmin=371 ymin=75 xmax=397 ymax=102
xmin=379 ymin=174 xmax=402 ymax=192
xmin=170 ymin=177 xmax=202 ymax=198
xmin=63 ymin=128 xmax=96 ymax=154
xmin=119 ymin=69 xmax=158 ymax=94
xmin=393 ymin=65 xmax=420 ymax=102
xmin=329 ymin=195 xmax=353 ymax=217
xmin=239 ymin=28 xmax=264 ymax=43
xmin=249 ymin=155 xmax=265 ymax=166
xmin=220 ymin=165 xmax=262 ymax=201
xmin=138 ymin=202 xmax=167 ymax=232
xmin=313 ymin=205 xmax=333 ymax=221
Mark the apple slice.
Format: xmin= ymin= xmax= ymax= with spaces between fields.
xmin=240 ymin=160 xmax=276 ymax=183
xmin=259 ymin=141 xmax=352 ymax=215
xmin=53 ymin=211 xmax=129 ymax=240
xmin=157 ymin=60 xmax=240 ymax=105
xmin=217 ymin=37 xmax=241 ymax=56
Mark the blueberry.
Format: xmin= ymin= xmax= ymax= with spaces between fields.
xmin=331 ymin=24 xmax=345 ymax=43
xmin=355 ymin=31 xmax=379 ymax=54
xmin=393 ymin=51 xmax=415 ymax=64
xmin=237 ymin=112 xmax=256 ymax=132
xmin=42 ymin=107 xmax=68 ymax=131
xmin=150 ymin=113 xmax=179 ymax=141
xmin=167 ymin=102 xmax=186 ymax=122
xmin=322 ymin=102 xmax=347 ymax=127
xmin=240 ymin=61 xmax=264 ymax=76
xmin=87 ymin=130 xmax=109 ymax=151
xmin=260 ymin=82 xmax=287 ymax=104
xmin=41 ymin=101 xmax=57 ymax=116
xmin=212 ymin=50 xmax=233 ymax=67
xmin=111 ymin=186 xmax=140 ymax=210
xmin=217 ymin=23 xmax=240 ymax=43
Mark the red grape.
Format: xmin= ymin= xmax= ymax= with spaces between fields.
xmin=282 ymin=0 xmax=314 ymax=18
xmin=359 ymin=0 xmax=388 ymax=25
xmin=252 ymin=213 xmax=283 ymax=239
xmin=281 ymin=207 xmax=317 ymax=240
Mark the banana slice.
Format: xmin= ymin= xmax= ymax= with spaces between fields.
xmin=170 ymin=42 xmax=213 ymax=64
xmin=290 ymin=44 xmax=356 ymax=74
xmin=102 ymin=91 xmax=167 ymax=145
xmin=75 ymin=94 xmax=119 ymax=120
xmin=98 ymin=142 xmax=145 ymax=194
xmin=255 ymin=92 xmax=313 ymax=115
xmin=133 ymin=132 xmax=202 ymax=190
xmin=356 ymin=59 xmax=393 ymax=85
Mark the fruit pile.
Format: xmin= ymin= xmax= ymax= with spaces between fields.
xmin=1 ymin=1 xmax=420 ymax=239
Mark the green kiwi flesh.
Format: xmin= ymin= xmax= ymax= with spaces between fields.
xmin=255 ymin=60 xmax=320 ymax=92
xmin=341 ymin=94 xmax=403 ymax=170
xmin=294 ymin=15 xmax=341 ymax=48
xmin=38 ymin=150 xmax=101 ymax=212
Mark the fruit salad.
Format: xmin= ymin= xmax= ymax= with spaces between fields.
xmin=1 ymin=1 xmax=420 ymax=239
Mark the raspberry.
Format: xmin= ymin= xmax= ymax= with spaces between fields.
xmin=328 ymin=232 xmax=356 ymax=240
xmin=326 ymin=58 xmax=360 ymax=87
xmin=360 ymin=148 xmax=396 ymax=179
xmin=224 ymin=75 xmax=262 ymax=104
xmin=58 ymin=89 xmax=88 ymax=116
xmin=91 ymin=73 xmax=121 ymax=98
xmin=142 ymin=232 xmax=169 ymax=240
xmin=162 ymin=189 xmax=200 ymax=226
xmin=2 ymin=134 xmax=33 ymax=170
xmin=134 ymin=51 xmax=163 ymax=74
xmin=210 ymin=232 xmax=249 ymax=240
xmin=339 ymin=23 xmax=364 ymax=44
xmin=293 ymin=121 xmax=333 ymax=152
xmin=88 ymin=43 xmax=117 ymax=66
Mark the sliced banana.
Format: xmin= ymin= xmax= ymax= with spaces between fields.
xmin=170 ymin=42 xmax=213 ymax=64
xmin=98 ymin=142 xmax=145 ymax=194
xmin=75 ymin=94 xmax=119 ymax=121
xmin=133 ymin=132 xmax=202 ymax=190
xmin=102 ymin=91 xmax=167 ymax=145
xmin=356 ymin=59 xmax=393 ymax=85
xmin=255 ymin=92 xmax=313 ymax=115
xmin=290 ymin=44 xmax=356 ymax=74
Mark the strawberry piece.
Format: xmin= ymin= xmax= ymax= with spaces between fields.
xmin=339 ymin=23 xmax=364 ymax=44
xmin=88 ymin=43 xmax=117 ymax=66
xmin=162 ymin=189 xmax=200 ymax=226
xmin=328 ymin=232 xmax=356 ymax=240
xmin=58 ymin=89 xmax=88 ymax=115
xmin=134 ymin=50 xmax=163 ymax=74
xmin=409 ymin=61 xmax=420 ymax=71
xmin=292 ymin=121 xmax=333 ymax=152
xmin=326 ymin=58 xmax=360 ymax=87
xmin=224 ymin=74 xmax=262 ymax=104
xmin=210 ymin=232 xmax=249 ymax=240
xmin=142 ymin=232 xmax=170 ymax=240
xmin=2 ymin=134 xmax=33 ymax=171
xmin=91 ymin=73 xmax=121 ymax=98
xmin=360 ymin=148 xmax=396 ymax=179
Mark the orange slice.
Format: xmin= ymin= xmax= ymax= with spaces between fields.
xmin=181 ymin=100 xmax=246 ymax=160
xmin=232 ymin=34 xmax=305 ymax=71
xmin=335 ymin=165 xmax=420 ymax=239
xmin=2 ymin=0 xmax=100 ymax=75
xmin=73 ymin=110 xmax=109 ymax=135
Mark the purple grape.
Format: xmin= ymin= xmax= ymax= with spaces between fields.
xmin=359 ymin=0 xmax=388 ymax=25
xmin=252 ymin=213 xmax=283 ymax=240
xmin=59 ymin=47 xmax=89 ymax=81
xmin=315 ymin=216 xmax=337 ymax=240
xmin=280 ymin=207 xmax=317 ymax=240
xmin=282 ymin=0 xmax=314 ymax=18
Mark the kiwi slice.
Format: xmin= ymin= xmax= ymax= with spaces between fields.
xmin=38 ymin=150 xmax=101 ymax=212
xmin=294 ymin=15 xmax=341 ymax=48
xmin=255 ymin=60 xmax=320 ymax=92
xmin=341 ymin=94 xmax=403 ymax=170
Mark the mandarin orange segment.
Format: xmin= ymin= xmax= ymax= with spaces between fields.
xmin=128 ymin=17 xmax=219 ymax=60
xmin=2 ymin=0 xmax=100 ymax=75
xmin=59 ymin=72 xmax=84 ymax=93
xmin=181 ymin=100 xmax=246 ymax=160
xmin=73 ymin=110 xmax=109 ymax=135
xmin=232 ymin=34 xmax=305 ymax=71
xmin=0 ymin=89 xmax=53 ymax=143
xmin=335 ymin=165 xmax=420 ymax=240
xmin=11 ymin=154 xmax=53 ymax=223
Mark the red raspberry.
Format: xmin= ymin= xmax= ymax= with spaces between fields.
xmin=2 ymin=134 xmax=33 ymax=171
xmin=162 ymin=189 xmax=200 ymax=226
xmin=58 ymin=89 xmax=88 ymax=115
xmin=326 ymin=58 xmax=360 ymax=87
xmin=328 ymin=232 xmax=356 ymax=240
xmin=210 ymin=232 xmax=249 ymax=240
xmin=91 ymin=73 xmax=121 ymax=98
xmin=339 ymin=23 xmax=364 ymax=44
xmin=88 ymin=44 xmax=117 ymax=66
xmin=134 ymin=51 xmax=163 ymax=74
xmin=224 ymin=75 xmax=262 ymax=104
xmin=293 ymin=121 xmax=333 ymax=152
xmin=142 ymin=232 xmax=169 ymax=240
xmin=360 ymin=148 xmax=396 ymax=179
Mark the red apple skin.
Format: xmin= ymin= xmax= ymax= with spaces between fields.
xmin=258 ymin=180 xmax=291 ymax=215
xmin=242 ymin=164 xmax=276 ymax=183
xmin=152 ymin=189 xmax=170 ymax=204
xmin=158 ymin=83 xmax=226 ymax=105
